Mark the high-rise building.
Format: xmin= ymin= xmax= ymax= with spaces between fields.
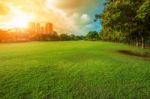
xmin=28 ymin=22 xmax=36 ymax=33
xmin=40 ymin=26 xmax=44 ymax=33
xmin=36 ymin=23 xmax=41 ymax=33
xmin=28 ymin=22 xmax=53 ymax=34
xmin=45 ymin=23 xmax=53 ymax=34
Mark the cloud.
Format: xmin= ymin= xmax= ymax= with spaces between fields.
xmin=56 ymin=0 xmax=84 ymax=10
xmin=81 ymin=14 xmax=91 ymax=24
xmin=0 ymin=0 xmax=104 ymax=34
xmin=0 ymin=3 xmax=9 ymax=15
xmin=45 ymin=0 xmax=101 ymax=15
xmin=55 ymin=0 xmax=99 ymax=11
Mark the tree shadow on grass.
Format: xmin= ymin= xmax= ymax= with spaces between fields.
xmin=118 ymin=50 xmax=150 ymax=60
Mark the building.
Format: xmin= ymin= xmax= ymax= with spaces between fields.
xmin=45 ymin=23 xmax=53 ymax=34
xmin=40 ymin=26 xmax=44 ymax=33
xmin=28 ymin=22 xmax=53 ymax=34
xmin=28 ymin=22 xmax=36 ymax=33
xmin=36 ymin=23 xmax=41 ymax=33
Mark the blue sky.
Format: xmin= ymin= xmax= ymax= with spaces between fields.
xmin=73 ymin=0 xmax=105 ymax=35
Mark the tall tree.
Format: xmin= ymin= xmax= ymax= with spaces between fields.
xmin=86 ymin=31 xmax=99 ymax=41
xmin=97 ymin=0 xmax=150 ymax=48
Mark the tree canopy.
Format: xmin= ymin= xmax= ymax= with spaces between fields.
xmin=97 ymin=0 xmax=150 ymax=48
xmin=86 ymin=31 xmax=99 ymax=41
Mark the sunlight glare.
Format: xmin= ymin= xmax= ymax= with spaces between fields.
xmin=9 ymin=8 xmax=33 ymax=28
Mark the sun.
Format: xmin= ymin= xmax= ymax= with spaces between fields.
xmin=10 ymin=14 xmax=30 ymax=28
xmin=9 ymin=8 xmax=32 ymax=28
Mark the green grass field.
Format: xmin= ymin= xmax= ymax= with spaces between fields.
xmin=0 ymin=41 xmax=150 ymax=99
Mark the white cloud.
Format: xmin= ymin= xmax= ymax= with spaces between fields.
xmin=81 ymin=14 xmax=91 ymax=24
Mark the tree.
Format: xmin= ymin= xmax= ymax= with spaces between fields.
xmin=96 ymin=0 xmax=150 ymax=48
xmin=136 ymin=0 xmax=150 ymax=48
xmin=86 ymin=31 xmax=99 ymax=41
xmin=59 ymin=34 xmax=70 ymax=41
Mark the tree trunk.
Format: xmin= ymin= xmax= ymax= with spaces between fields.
xmin=136 ymin=37 xmax=139 ymax=47
xmin=141 ymin=36 xmax=145 ymax=48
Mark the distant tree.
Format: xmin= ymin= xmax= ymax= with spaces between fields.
xmin=75 ymin=35 xmax=86 ymax=40
xmin=59 ymin=34 xmax=70 ymax=41
xmin=86 ymin=31 xmax=99 ymax=41
xmin=69 ymin=34 xmax=86 ymax=40
xmin=69 ymin=34 xmax=76 ymax=40
xmin=49 ymin=31 xmax=59 ymax=41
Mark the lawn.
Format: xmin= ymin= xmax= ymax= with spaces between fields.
xmin=0 ymin=41 xmax=150 ymax=99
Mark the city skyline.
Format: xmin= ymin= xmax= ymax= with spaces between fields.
xmin=28 ymin=22 xmax=53 ymax=34
xmin=3 ymin=22 xmax=53 ymax=34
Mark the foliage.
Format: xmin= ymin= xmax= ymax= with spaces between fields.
xmin=86 ymin=31 xmax=99 ymax=41
xmin=97 ymin=0 xmax=150 ymax=48
xmin=0 ymin=30 xmax=85 ymax=42
xmin=59 ymin=33 xmax=71 ymax=41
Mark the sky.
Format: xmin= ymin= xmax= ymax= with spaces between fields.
xmin=0 ymin=0 xmax=105 ymax=35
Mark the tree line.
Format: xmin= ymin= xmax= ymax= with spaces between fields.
xmin=96 ymin=0 xmax=150 ymax=48
xmin=0 ymin=27 xmax=101 ymax=42
xmin=0 ymin=29 xmax=86 ymax=42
